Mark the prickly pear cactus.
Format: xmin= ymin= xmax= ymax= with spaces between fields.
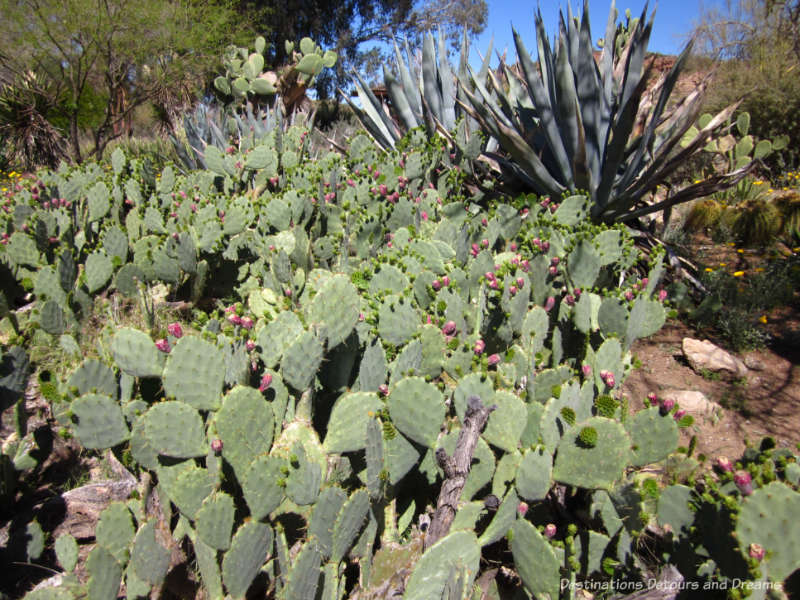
xmin=6 ymin=95 xmax=708 ymax=600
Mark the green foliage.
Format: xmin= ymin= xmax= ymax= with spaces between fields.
xmin=2 ymin=69 xmax=764 ymax=599
xmin=657 ymin=439 xmax=800 ymax=593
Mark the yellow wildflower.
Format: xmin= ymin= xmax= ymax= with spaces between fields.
xmin=759 ymin=315 xmax=768 ymax=324
xmin=755 ymin=267 xmax=764 ymax=272
xmin=719 ymin=262 xmax=727 ymax=267
xmin=753 ymin=180 xmax=764 ymax=185
xmin=737 ymin=249 xmax=744 ymax=254
xmin=733 ymin=271 xmax=744 ymax=277
xmin=705 ymin=267 xmax=713 ymax=272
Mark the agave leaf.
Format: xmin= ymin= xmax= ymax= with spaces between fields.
xmin=616 ymin=40 xmax=695 ymax=195
xmin=616 ymin=163 xmax=756 ymax=221
xmin=598 ymin=0 xmax=618 ymax=146
xmin=576 ymin=0 xmax=604 ymax=184
xmin=438 ymin=29 xmax=457 ymax=131
xmin=352 ymin=72 xmax=398 ymax=145
xmin=513 ymin=28 xmax=572 ymax=186
xmin=489 ymin=68 xmax=521 ymax=127
xmin=592 ymin=67 xmax=653 ymax=217
xmin=459 ymin=84 xmax=564 ymax=194
xmin=554 ymin=36 xmax=581 ymax=176
xmin=563 ymin=5 xmax=579 ymax=69
xmin=619 ymin=4 xmax=654 ymax=109
xmin=394 ymin=40 xmax=422 ymax=119
xmin=384 ymin=69 xmax=419 ymax=132
xmin=340 ymin=86 xmax=395 ymax=150
xmin=623 ymin=101 xmax=741 ymax=202
xmin=535 ymin=9 xmax=556 ymax=100
xmin=475 ymin=37 xmax=494 ymax=88
xmin=422 ymin=34 xmax=443 ymax=127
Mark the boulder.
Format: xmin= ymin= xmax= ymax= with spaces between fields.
xmin=682 ymin=338 xmax=748 ymax=378
xmin=662 ymin=390 xmax=721 ymax=416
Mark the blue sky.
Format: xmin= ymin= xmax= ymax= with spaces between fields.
xmin=469 ymin=1 xmax=712 ymax=67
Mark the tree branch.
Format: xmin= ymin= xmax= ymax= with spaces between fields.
xmin=425 ymin=395 xmax=495 ymax=550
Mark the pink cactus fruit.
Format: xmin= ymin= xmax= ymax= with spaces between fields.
xmin=259 ymin=373 xmax=273 ymax=392
xmin=544 ymin=523 xmax=557 ymax=538
xmin=749 ymin=543 xmax=765 ymax=560
xmin=715 ymin=456 xmax=734 ymax=473
xmin=155 ymin=338 xmax=171 ymax=353
xmin=442 ymin=321 xmax=457 ymax=336
xmin=474 ymin=339 xmax=486 ymax=355
xmin=734 ymin=470 xmax=753 ymax=496
xmin=167 ymin=322 xmax=183 ymax=338
xmin=487 ymin=353 xmax=501 ymax=366
xmin=211 ymin=438 xmax=223 ymax=453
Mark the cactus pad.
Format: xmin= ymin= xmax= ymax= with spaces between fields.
xmin=85 ymin=251 xmax=113 ymax=293
xmin=656 ymin=484 xmax=695 ymax=536
xmin=111 ymin=328 xmax=164 ymax=378
xmin=68 ymin=359 xmax=117 ymax=399
xmin=160 ymin=463 xmax=215 ymax=519
xmin=215 ymin=386 xmax=274 ymax=479
xmin=308 ymin=486 xmax=348 ymax=559
xmin=553 ymin=417 xmax=631 ymax=490
xmin=308 ymin=274 xmax=360 ymax=347
xmin=388 ymin=377 xmax=445 ymax=447
xmin=323 ymin=392 xmax=382 ymax=453
xmin=70 ymin=393 xmax=129 ymax=449
xmin=196 ymin=492 xmax=236 ymax=550
xmin=86 ymin=546 xmax=123 ymax=600
xmin=280 ymin=330 xmax=324 ymax=391
xmin=356 ymin=339 xmax=387 ymax=392
xmin=256 ymin=310 xmax=304 ymax=368
xmin=378 ymin=295 xmax=419 ymax=346
xmin=515 ymin=447 xmax=553 ymax=501
xmin=404 ymin=530 xmax=480 ymax=600
xmin=511 ymin=519 xmax=561 ymax=600
xmin=162 ymin=336 xmax=225 ymax=410
xmin=331 ymin=488 xmax=370 ymax=564
xmin=626 ymin=407 xmax=679 ymax=466
xmin=284 ymin=541 xmax=323 ymax=600
xmin=130 ymin=520 xmax=170 ymax=586
xmin=736 ymin=482 xmax=800 ymax=582
xmin=54 ymin=534 xmax=79 ymax=573
xmin=482 ymin=390 xmax=527 ymax=453
xmin=222 ymin=521 xmax=273 ymax=599
xmin=95 ymin=502 xmax=135 ymax=564
xmin=242 ymin=454 xmax=285 ymax=521
xmin=143 ymin=401 xmax=207 ymax=458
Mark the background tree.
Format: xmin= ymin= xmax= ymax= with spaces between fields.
xmin=232 ymin=0 xmax=488 ymax=97
xmin=692 ymin=0 xmax=800 ymax=167
xmin=0 ymin=0 xmax=238 ymax=163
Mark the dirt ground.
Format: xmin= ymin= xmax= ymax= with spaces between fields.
xmin=623 ymin=315 xmax=800 ymax=463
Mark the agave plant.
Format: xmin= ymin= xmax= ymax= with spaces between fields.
xmin=170 ymin=100 xmax=307 ymax=172
xmin=344 ymin=29 xmax=495 ymax=153
xmin=458 ymin=0 xmax=751 ymax=223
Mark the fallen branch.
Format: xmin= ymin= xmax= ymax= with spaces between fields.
xmin=425 ymin=395 xmax=495 ymax=550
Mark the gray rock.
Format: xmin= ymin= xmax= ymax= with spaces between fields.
xmin=744 ymin=355 xmax=766 ymax=371
xmin=682 ymin=338 xmax=748 ymax=378
xmin=662 ymin=390 xmax=721 ymax=416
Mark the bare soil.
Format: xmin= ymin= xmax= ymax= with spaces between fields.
xmin=623 ymin=319 xmax=800 ymax=462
